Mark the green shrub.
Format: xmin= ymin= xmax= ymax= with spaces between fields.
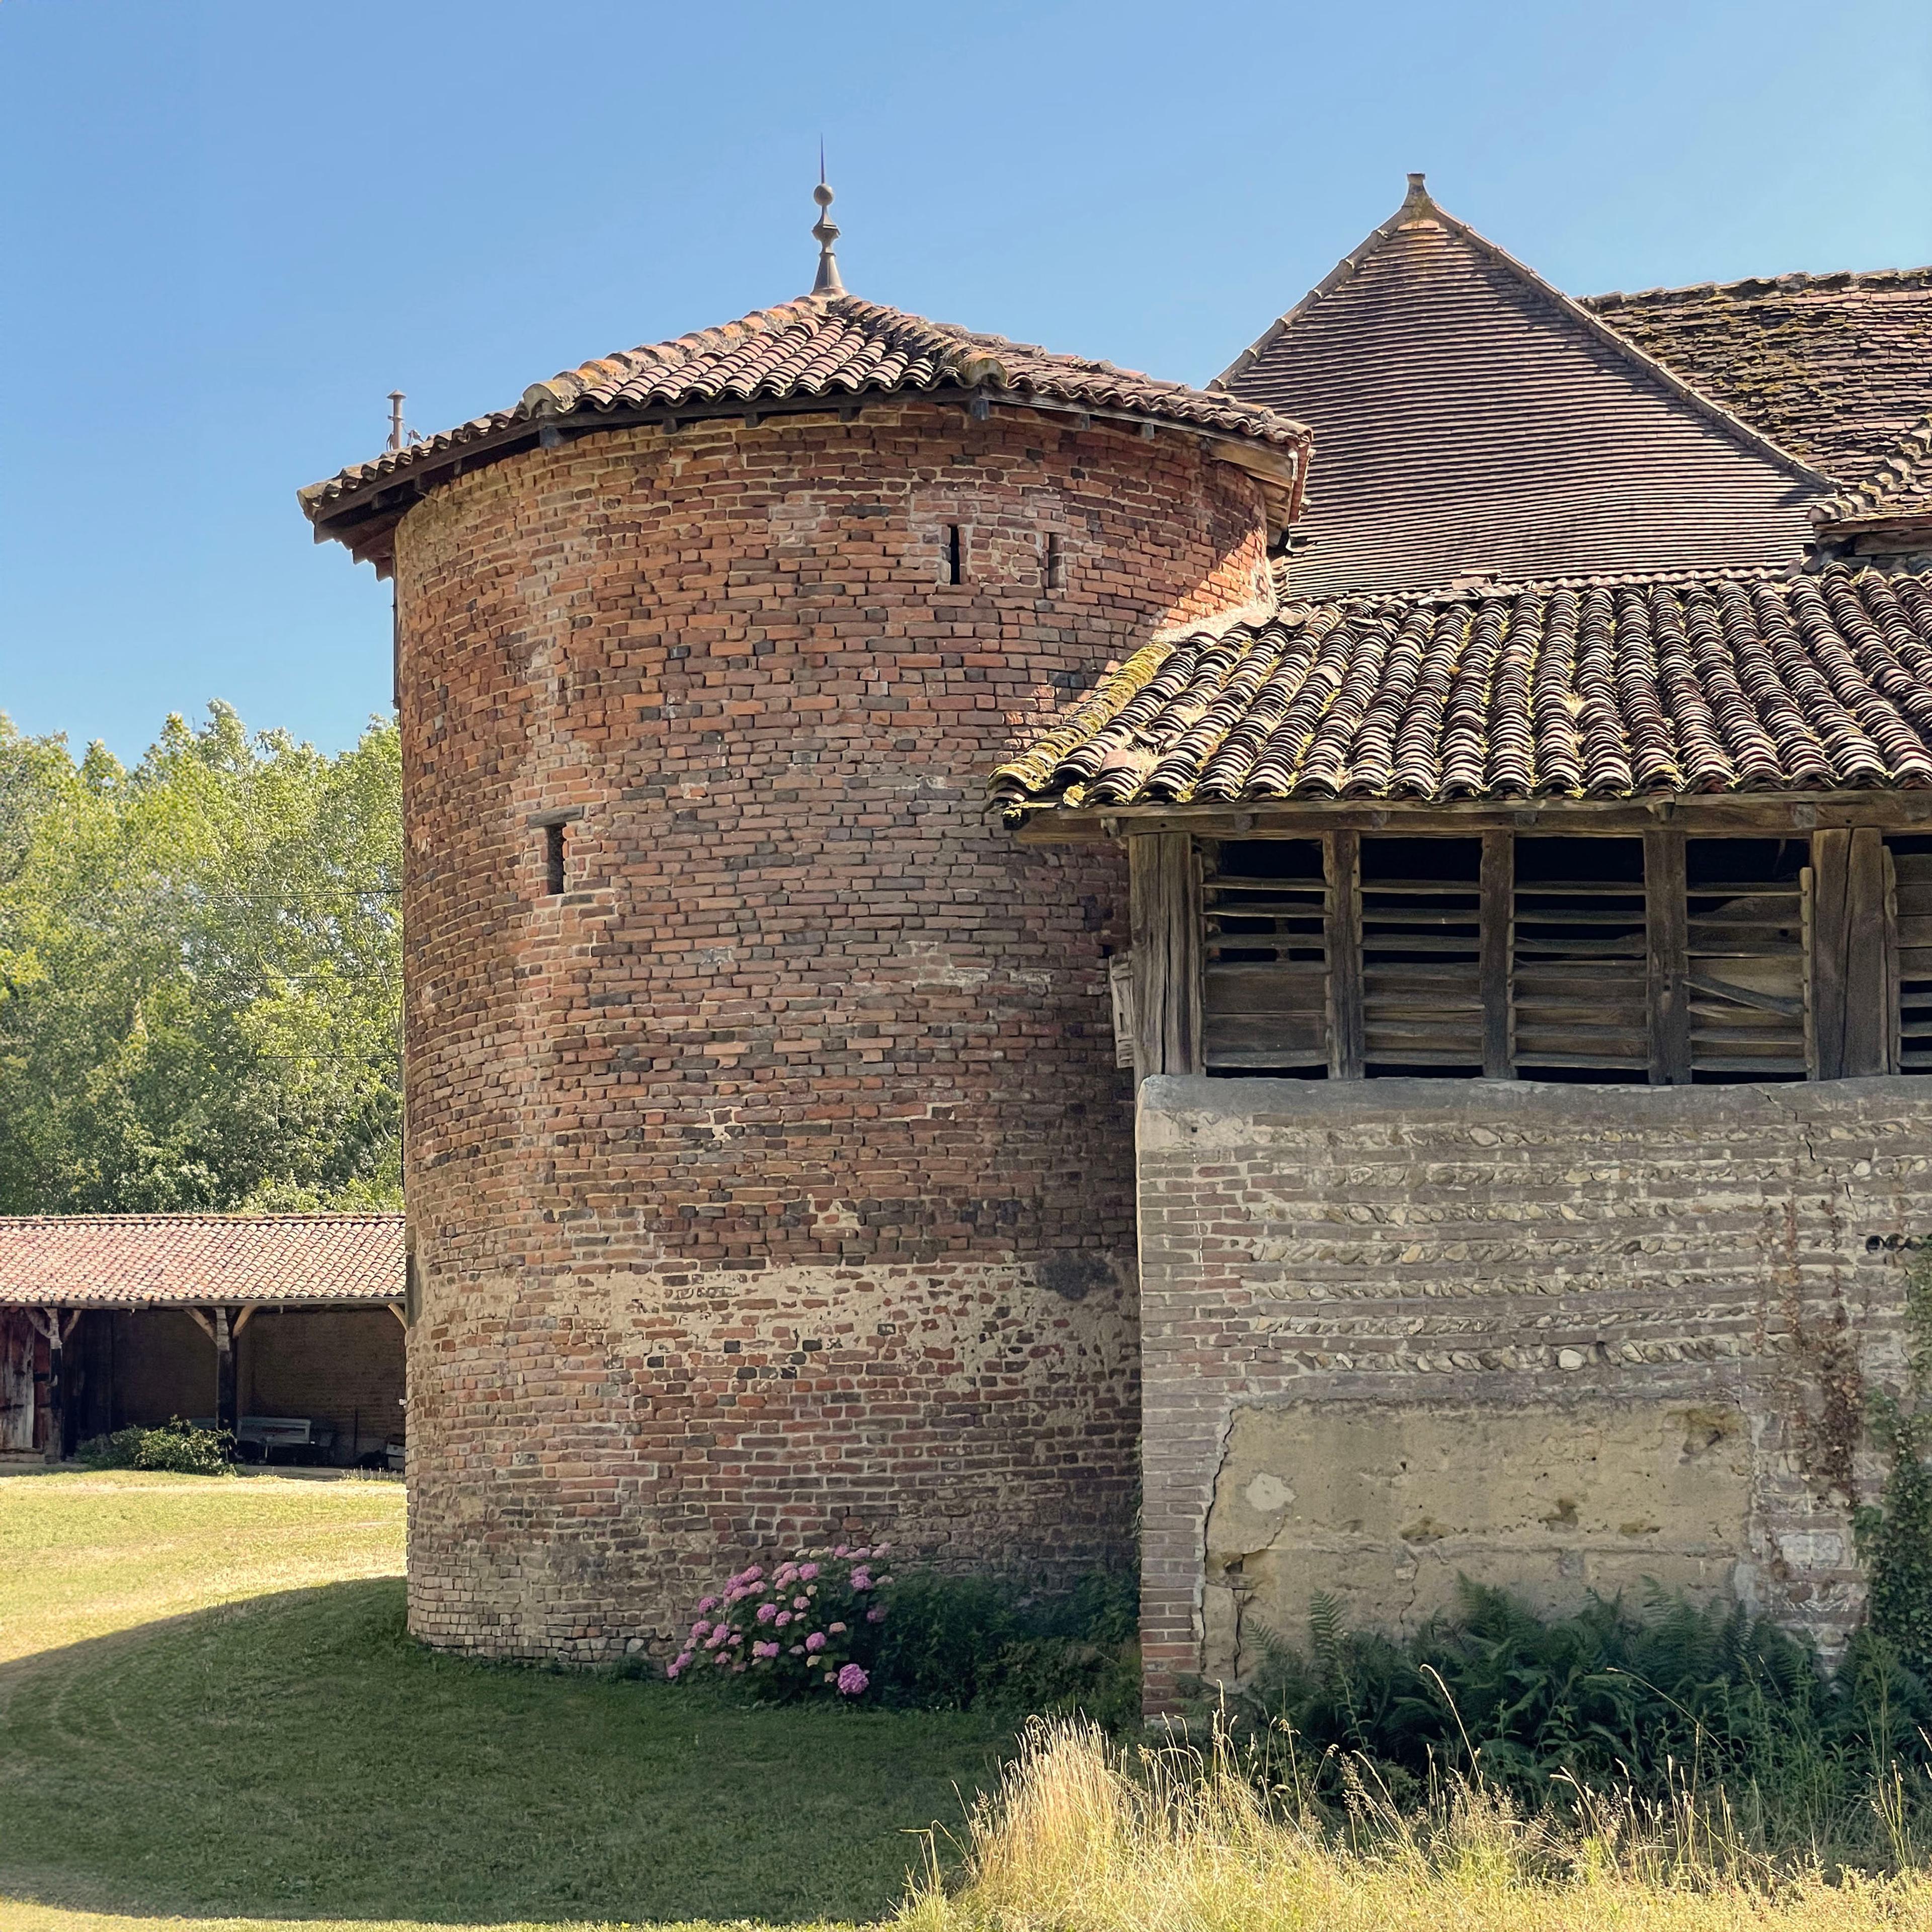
xmin=1856 ymin=1251 xmax=1932 ymax=1677
xmin=1217 ymin=1580 xmax=1932 ymax=1820
xmin=870 ymin=1569 xmax=1140 ymax=1727
xmin=667 ymin=1559 xmax=1140 ymax=1726
xmin=76 ymin=1418 xmax=233 ymax=1475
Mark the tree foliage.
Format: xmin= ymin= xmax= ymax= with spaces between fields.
xmin=0 ymin=703 xmax=401 ymax=1212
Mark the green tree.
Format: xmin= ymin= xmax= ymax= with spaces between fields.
xmin=0 ymin=703 xmax=402 ymax=1212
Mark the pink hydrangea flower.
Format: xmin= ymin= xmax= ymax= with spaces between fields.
xmin=665 ymin=1662 xmax=681 ymax=1680
xmin=755 ymin=1601 xmax=778 ymax=1625
xmin=713 ymin=1653 xmax=728 ymax=1667
xmin=673 ymin=1651 xmax=693 ymax=1672
xmin=828 ymin=1621 xmax=847 ymax=1635
xmin=704 ymin=1629 xmax=727 ymax=1649
xmin=837 ymin=1664 xmax=869 ymax=1696
xmin=697 ymin=1596 xmax=718 ymax=1614
xmin=849 ymin=1569 xmax=874 ymax=1592
xmin=788 ymin=1644 xmax=804 ymax=1656
xmin=867 ymin=1606 xmax=887 ymax=1623
xmin=775 ymin=1611 xmax=792 ymax=1628
xmin=792 ymin=1595 xmax=810 ymax=1610
xmin=874 ymin=1543 xmax=891 ymax=1556
xmin=798 ymin=1562 xmax=820 ymax=1581
xmin=834 ymin=1546 xmax=850 ymax=1558
xmin=752 ymin=1640 xmax=780 ymax=1660
xmin=877 ymin=1576 xmax=895 ymax=1587
xmin=692 ymin=1620 xmax=712 ymax=1639
xmin=805 ymin=1631 xmax=827 ymax=1652
xmin=743 ymin=1566 xmax=764 ymax=1582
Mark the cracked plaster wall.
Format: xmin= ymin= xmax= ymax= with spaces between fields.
xmin=1137 ymin=1074 xmax=1932 ymax=1710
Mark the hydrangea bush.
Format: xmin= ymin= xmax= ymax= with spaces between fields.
xmin=668 ymin=1544 xmax=895 ymax=1699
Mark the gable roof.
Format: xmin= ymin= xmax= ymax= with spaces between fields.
xmin=0 ymin=1214 xmax=405 ymax=1309
xmin=301 ymin=293 xmax=1309 ymax=569
xmin=1584 ymin=269 xmax=1932 ymax=485
xmin=993 ymin=565 xmax=1932 ymax=809
xmin=1216 ymin=178 xmax=1829 ymax=598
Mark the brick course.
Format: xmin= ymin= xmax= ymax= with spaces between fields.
xmin=1137 ymin=1075 xmax=1932 ymax=1711
xmin=393 ymin=400 xmax=1270 ymax=1658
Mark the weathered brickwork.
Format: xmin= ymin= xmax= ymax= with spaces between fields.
xmin=393 ymin=400 xmax=1270 ymax=1658
xmin=1138 ymin=1075 xmax=1932 ymax=1710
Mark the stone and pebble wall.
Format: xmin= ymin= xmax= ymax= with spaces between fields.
xmin=1138 ymin=1074 xmax=1931 ymax=1711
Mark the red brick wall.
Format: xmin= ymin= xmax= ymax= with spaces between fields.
xmin=393 ymin=400 xmax=1270 ymax=1659
xmin=242 ymin=1308 xmax=406 ymax=1461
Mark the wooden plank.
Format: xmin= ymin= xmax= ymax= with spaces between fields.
xmin=1646 ymin=829 xmax=1691 ymax=1084
xmin=1325 ymin=832 xmax=1364 ymax=1080
xmin=1128 ymin=833 xmax=1202 ymax=1083
xmin=1888 ymin=844 xmax=1902 ymax=1074
xmin=1481 ymin=830 xmax=1513 ymax=1078
xmin=1811 ymin=829 xmax=1889 ymax=1079
xmin=1017 ymin=793 xmax=1932 ymax=846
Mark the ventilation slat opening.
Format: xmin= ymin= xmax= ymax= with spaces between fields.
xmin=1686 ymin=838 xmax=1808 ymax=1080
xmin=1361 ymin=837 xmax=1481 ymax=1076
xmin=1202 ymin=841 xmax=1328 ymax=1076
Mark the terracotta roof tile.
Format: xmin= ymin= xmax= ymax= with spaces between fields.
xmin=994 ymin=566 xmax=1932 ymax=809
xmin=301 ymin=293 xmax=1306 ymax=522
xmin=0 ymin=1214 xmax=405 ymax=1308
xmin=1584 ymin=269 xmax=1932 ymax=484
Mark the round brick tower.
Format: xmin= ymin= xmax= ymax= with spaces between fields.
xmin=302 ymin=208 xmax=1306 ymax=1659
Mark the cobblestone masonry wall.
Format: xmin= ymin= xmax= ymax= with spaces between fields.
xmin=1137 ymin=1074 xmax=1932 ymax=1711
xmin=393 ymin=401 xmax=1270 ymax=1658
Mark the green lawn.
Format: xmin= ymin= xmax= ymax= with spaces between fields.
xmin=0 ymin=1471 xmax=1011 ymax=1931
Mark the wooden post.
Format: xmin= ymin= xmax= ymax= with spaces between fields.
xmin=1325 ymin=831 xmax=1364 ymax=1079
xmin=1480 ymin=831 xmax=1514 ymax=1079
xmin=41 ymin=1310 xmax=62 ymax=1465
xmin=214 ymin=1308 xmax=237 ymax=1434
xmin=1812 ymin=828 xmax=1889 ymax=1078
xmin=1128 ymin=833 xmax=1202 ymax=1083
xmin=29 ymin=1309 xmax=75 ymax=1464
xmin=1645 ymin=829 xmax=1691 ymax=1084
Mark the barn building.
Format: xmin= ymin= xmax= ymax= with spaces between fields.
xmin=301 ymin=176 xmax=1932 ymax=1702
xmin=0 ymin=1214 xmax=406 ymax=1466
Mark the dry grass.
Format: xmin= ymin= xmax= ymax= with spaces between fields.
xmin=897 ymin=1720 xmax=1932 ymax=1932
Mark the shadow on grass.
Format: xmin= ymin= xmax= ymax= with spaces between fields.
xmin=0 ymin=1579 xmax=1010 ymax=1926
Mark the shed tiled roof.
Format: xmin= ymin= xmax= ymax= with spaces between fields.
xmin=1215 ymin=181 xmax=1825 ymax=598
xmin=0 ymin=1215 xmax=405 ymax=1309
xmin=301 ymin=292 xmax=1307 ymax=521
xmin=1816 ymin=415 xmax=1932 ymax=527
xmin=1585 ymin=270 xmax=1932 ymax=486
xmin=993 ymin=567 xmax=1932 ymax=808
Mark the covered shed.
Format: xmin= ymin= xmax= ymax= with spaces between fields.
xmin=0 ymin=1214 xmax=406 ymax=1465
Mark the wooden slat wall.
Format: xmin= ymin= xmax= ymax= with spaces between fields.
xmin=1360 ymin=840 xmax=1484 ymax=1070
xmin=1201 ymin=840 xmax=1328 ymax=1072
xmin=1886 ymin=837 xmax=1932 ymax=1072
xmin=1685 ymin=840 xmax=1809 ymax=1077
xmin=1179 ymin=829 xmax=1911 ymax=1088
xmin=1511 ymin=838 xmax=1649 ymax=1076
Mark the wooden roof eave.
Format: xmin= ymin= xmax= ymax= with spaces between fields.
xmin=1004 ymin=786 xmax=1932 ymax=845
xmin=0 ymin=1294 xmax=402 ymax=1312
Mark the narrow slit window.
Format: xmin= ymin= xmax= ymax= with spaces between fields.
xmin=544 ymin=821 xmax=566 ymax=896
xmin=1200 ymin=839 xmax=1328 ymax=1076
xmin=1685 ymin=838 xmax=1807 ymax=1080
xmin=1044 ymin=531 xmax=1065 ymax=592
xmin=946 ymin=524 xmax=963 ymax=585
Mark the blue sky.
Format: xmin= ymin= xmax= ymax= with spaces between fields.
xmin=1 ymin=0 xmax=1927 ymax=762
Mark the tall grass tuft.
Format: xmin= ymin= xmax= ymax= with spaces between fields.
xmin=899 ymin=1718 xmax=1932 ymax=1932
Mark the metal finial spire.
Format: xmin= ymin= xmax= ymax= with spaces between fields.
xmin=811 ymin=149 xmax=844 ymax=296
